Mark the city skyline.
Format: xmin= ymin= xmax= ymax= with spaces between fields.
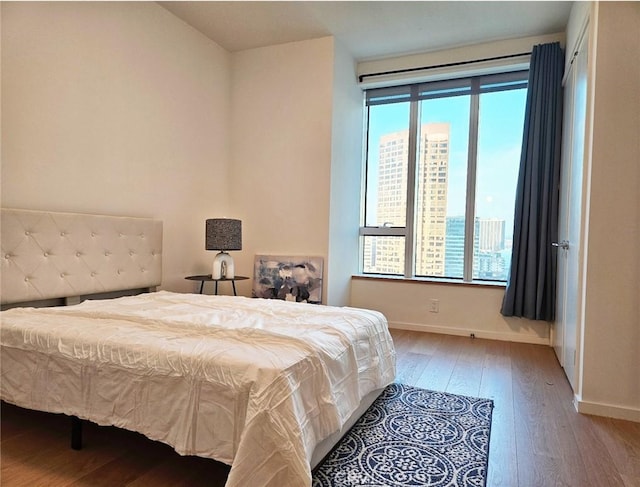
xmin=363 ymin=83 xmax=526 ymax=281
xmin=365 ymin=121 xmax=517 ymax=280
xmin=365 ymin=88 xmax=525 ymax=230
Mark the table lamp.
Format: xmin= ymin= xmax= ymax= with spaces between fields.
xmin=206 ymin=218 xmax=242 ymax=279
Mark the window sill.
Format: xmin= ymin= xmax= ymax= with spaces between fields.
xmin=352 ymin=274 xmax=506 ymax=289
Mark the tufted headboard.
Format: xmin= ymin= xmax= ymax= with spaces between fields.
xmin=1 ymin=208 xmax=162 ymax=306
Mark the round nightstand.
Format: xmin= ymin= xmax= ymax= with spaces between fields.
xmin=185 ymin=275 xmax=249 ymax=296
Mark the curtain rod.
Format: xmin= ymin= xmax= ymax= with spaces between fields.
xmin=358 ymin=51 xmax=532 ymax=83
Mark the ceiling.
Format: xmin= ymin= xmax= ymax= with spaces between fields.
xmin=159 ymin=1 xmax=573 ymax=61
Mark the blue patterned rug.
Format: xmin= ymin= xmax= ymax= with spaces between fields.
xmin=312 ymin=383 xmax=493 ymax=487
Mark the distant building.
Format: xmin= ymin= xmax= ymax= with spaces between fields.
xmin=476 ymin=250 xmax=507 ymax=280
xmin=414 ymin=123 xmax=449 ymax=276
xmin=477 ymin=218 xmax=505 ymax=252
xmin=367 ymin=123 xmax=450 ymax=276
xmin=475 ymin=218 xmax=507 ymax=280
xmin=444 ymin=216 xmax=465 ymax=278
xmin=445 ymin=216 xmax=479 ymax=278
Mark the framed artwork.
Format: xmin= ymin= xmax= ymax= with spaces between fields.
xmin=252 ymin=255 xmax=323 ymax=304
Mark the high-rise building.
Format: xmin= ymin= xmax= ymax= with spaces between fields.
xmin=476 ymin=250 xmax=507 ymax=280
xmin=365 ymin=129 xmax=410 ymax=274
xmin=366 ymin=123 xmax=450 ymax=275
xmin=477 ymin=218 xmax=505 ymax=252
xmin=474 ymin=218 xmax=507 ymax=280
xmin=444 ymin=216 xmax=465 ymax=278
xmin=415 ymin=123 xmax=449 ymax=276
xmin=445 ymin=216 xmax=480 ymax=278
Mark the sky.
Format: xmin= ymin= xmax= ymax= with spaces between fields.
xmin=366 ymin=87 xmax=527 ymax=234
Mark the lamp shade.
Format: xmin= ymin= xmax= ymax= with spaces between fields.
xmin=206 ymin=218 xmax=242 ymax=251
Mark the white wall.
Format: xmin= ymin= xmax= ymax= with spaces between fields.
xmin=1 ymin=4 xmax=362 ymax=305
xmin=352 ymin=278 xmax=550 ymax=343
xmin=228 ymin=37 xmax=335 ymax=300
xmin=1 ymin=2 xmax=232 ymax=291
xmin=578 ymin=1 xmax=640 ymax=421
xmin=228 ymin=37 xmax=362 ymax=306
xmin=326 ymin=40 xmax=364 ymax=306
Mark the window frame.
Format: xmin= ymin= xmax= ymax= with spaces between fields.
xmin=359 ymin=70 xmax=529 ymax=282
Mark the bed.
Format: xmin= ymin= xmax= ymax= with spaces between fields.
xmin=0 ymin=208 xmax=396 ymax=487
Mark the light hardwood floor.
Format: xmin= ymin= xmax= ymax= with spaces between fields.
xmin=2 ymin=329 xmax=639 ymax=486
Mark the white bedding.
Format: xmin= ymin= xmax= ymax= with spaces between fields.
xmin=0 ymin=291 xmax=396 ymax=487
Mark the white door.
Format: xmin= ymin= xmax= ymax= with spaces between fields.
xmin=554 ymin=65 xmax=574 ymax=367
xmin=554 ymin=31 xmax=588 ymax=391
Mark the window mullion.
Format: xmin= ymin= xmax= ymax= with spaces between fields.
xmin=464 ymin=80 xmax=480 ymax=282
xmin=404 ymin=88 xmax=420 ymax=278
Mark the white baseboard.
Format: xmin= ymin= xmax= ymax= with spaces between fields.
xmin=388 ymin=321 xmax=550 ymax=345
xmin=574 ymin=396 xmax=640 ymax=423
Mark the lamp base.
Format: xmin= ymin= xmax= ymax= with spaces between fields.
xmin=212 ymin=252 xmax=235 ymax=280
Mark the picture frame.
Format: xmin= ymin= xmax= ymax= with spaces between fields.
xmin=252 ymin=255 xmax=323 ymax=304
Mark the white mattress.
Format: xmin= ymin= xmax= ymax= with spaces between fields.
xmin=0 ymin=291 xmax=396 ymax=487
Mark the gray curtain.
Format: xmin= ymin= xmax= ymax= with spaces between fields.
xmin=501 ymin=42 xmax=564 ymax=321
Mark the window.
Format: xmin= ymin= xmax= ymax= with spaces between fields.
xmin=360 ymin=71 xmax=528 ymax=282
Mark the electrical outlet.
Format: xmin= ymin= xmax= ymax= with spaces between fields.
xmin=429 ymin=299 xmax=439 ymax=313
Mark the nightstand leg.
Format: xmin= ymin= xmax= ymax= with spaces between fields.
xmin=71 ymin=416 xmax=82 ymax=450
xmin=215 ymin=282 xmax=219 ymax=295
xmin=232 ymin=281 xmax=237 ymax=296
xmin=199 ymin=282 xmax=204 ymax=294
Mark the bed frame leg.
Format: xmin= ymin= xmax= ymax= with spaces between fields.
xmin=71 ymin=416 xmax=83 ymax=450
